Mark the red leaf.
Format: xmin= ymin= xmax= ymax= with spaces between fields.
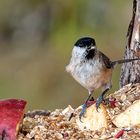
xmin=0 ymin=99 xmax=27 ymax=140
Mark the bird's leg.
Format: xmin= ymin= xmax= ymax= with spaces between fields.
xmin=96 ymin=83 xmax=112 ymax=110
xmin=79 ymin=91 xmax=93 ymax=122
xmin=96 ymin=88 xmax=109 ymax=110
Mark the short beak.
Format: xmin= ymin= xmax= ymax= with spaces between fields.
xmin=89 ymin=46 xmax=96 ymax=50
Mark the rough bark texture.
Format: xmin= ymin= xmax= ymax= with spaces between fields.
xmin=120 ymin=0 xmax=140 ymax=87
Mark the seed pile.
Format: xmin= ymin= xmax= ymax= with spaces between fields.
xmin=18 ymin=83 xmax=140 ymax=140
xmin=107 ymin=83 xmax=140 ymax=119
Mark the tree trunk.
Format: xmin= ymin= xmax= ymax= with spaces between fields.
xmin=120 ymin=0 xmax=140 ymax=87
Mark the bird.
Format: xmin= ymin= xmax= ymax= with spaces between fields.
xmin=66 ymin=37 xmax=140 ymax=121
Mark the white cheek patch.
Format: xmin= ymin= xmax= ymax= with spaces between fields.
xmin=72 ymin=46 xmax=86 ymax=58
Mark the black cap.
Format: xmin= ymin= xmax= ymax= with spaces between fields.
xmin=74 ymin=37 xmax=96 ymax=48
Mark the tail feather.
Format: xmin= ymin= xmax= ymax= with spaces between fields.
xmin=112 ymin=58 xmax=140 ymax=66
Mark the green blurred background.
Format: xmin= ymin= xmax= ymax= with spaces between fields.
xmin=0 ymin=0 xmax=132 ymax=110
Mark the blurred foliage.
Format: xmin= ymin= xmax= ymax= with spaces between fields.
xmin=0 ymin=0 xmax=132 ymax=110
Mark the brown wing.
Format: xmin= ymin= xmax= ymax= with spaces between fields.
xmin=98 ymin=51 xmax=112 ymax=69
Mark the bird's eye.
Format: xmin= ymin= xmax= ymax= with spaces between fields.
xmin=79 ymin=43 xmax=83 ymax=47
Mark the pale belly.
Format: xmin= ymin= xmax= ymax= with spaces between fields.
xmin=66 ymin=60 xmax=113 ymax=91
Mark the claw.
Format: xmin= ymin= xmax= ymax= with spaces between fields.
xmin=96 ymin=88 xmax=110 ymax=111
xmin=79 ymin=92 xmax=94 ymax=122
xmin=79 ymin=103 xmax=87 ymax=122
xmin=96 ymin=95 xmax=104 ymax=111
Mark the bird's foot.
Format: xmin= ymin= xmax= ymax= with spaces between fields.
xmin=79 ymin=103 xmax=87 ymax=122
xmin=96 ymin=88 xmax=110 ymax=111
xmin=79 ymin=98 xmax=95 ymax=122
xmin=96 ymin=95 xmax=104 ymax=111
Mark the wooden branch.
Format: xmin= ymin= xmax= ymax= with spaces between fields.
xmin=120 ymin=0 xmax=140 ymax=87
